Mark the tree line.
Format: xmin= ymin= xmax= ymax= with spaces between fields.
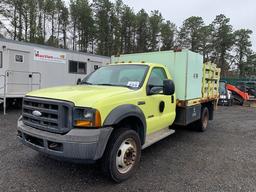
xmin=0 ymin=0 xmax=255 ymax=77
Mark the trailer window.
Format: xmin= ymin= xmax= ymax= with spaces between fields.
xmin=69 ymin=61 xmax=77 ymax=73
xmin=78 ymin=62 xmax=86 ymax=74
xmin=0 ymin=52 xmax=2 ymax=68
xmin=69 ymin=60 xmax=87 ymax=74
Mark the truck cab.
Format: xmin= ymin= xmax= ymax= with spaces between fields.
xmin=18 ymin=63 xmax=177 ymax=182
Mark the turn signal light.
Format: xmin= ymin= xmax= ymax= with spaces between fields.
xmin=75 ymin=120 xmax=93 ymax=127
xmin=74 ymin=110 xmax=101 ymax=128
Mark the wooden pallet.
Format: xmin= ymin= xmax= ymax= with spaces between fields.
xmin=202 ymin=62 xmax=221 ymax=99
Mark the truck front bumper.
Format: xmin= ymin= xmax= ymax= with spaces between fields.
xmin=17 ymin=119 xmax=113 ymax=162
xmin=218 ymin=98 xmax=229 ymax=105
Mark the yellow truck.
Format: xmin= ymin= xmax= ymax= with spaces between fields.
xmin=17 ymin=50 xmax=220 ymax=182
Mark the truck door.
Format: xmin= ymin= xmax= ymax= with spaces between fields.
xmin=144 ymin=67 xmax=176 ymax=134
xmin=7 ymin=50 xmax=31 ymax=95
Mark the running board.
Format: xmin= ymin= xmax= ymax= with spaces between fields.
xmin=142 ymin=128 xmax=175 ymax=149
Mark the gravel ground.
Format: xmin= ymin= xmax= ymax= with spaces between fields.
xmin=0 ymin=106 xmax=256 ymax=192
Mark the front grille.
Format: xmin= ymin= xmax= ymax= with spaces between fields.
xmin=22 ymin=97 xmax=73 ymax=134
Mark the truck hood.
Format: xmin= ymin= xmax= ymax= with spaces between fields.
xmin=26 ymin=85 xmax=133 ymax=107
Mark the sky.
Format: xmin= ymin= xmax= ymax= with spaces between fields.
xmin=66 ymin=0 xmax=256 ymax=51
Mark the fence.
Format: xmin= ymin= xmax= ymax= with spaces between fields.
xmin=221 ymin=78 xmax=256 ymax=87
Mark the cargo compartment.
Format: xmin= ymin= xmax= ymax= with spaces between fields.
xmin=111 ymin=50 xmax=203 ymax=101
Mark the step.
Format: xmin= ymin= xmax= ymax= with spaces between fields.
xmin=142 ymin=127 xmax=175 ymax=149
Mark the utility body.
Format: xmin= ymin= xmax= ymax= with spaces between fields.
xmin=17 ymin=50 xmax=220 ymax=182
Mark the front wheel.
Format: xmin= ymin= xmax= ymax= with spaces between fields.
xmin=101 ymin=128 xmax=141 ymax=182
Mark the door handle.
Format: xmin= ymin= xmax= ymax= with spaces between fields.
xmin=171 ymin=95 xmax=174 ymax=103
xmin=29 ymin=74 xmax=32 ymax=78
xmin=138 ymin=101 xmax=146 ymax=105
xmin=159 ymin=101 xmax=165 ymax=113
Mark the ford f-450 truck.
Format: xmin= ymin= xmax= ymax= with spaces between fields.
xmin=17 ymin=50 xmax=220 ymax=182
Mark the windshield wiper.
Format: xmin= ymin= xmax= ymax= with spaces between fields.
xmin=80 ymin=82 xmax=93 ymax=85
xmin=95 ymin=83 xmax=116 ymax=86
xmin=95 ymin=83 xmax=132 ymax=88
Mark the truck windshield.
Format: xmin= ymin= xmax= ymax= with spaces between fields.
xmin=219 ymin=82 xmax=227 ymax=95
xmin=81 ymin=65 xmax=148 ymax=89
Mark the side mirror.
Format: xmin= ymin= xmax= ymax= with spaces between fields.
xmin=94 ymin=65 xmax=99 ymax=70
xmin=163 ymin=79 xmax=175 ymax=95
xmin=77 ymin=78 xmax=82 ymax=85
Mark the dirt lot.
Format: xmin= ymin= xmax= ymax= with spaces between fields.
xmin=0 ymin=106 xmax=256 ymax=192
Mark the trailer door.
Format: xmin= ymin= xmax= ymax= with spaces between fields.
xmin=7 ymin=50 xmax=31 ymax=96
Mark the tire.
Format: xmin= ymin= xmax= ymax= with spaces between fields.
xmin=196 ymin=107 xmax=209 ymax=132
xmin=228 ymin=99 xmax=233 ymax=106
xmin=233 ymin=94 xmax=244 ymax=106
xmin=101 ymin=127 xmax=141 ymax=183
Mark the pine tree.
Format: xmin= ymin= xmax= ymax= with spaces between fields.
xmin=70 ymin=0 xmax=79 ymax=50
xmin=28 ymin=0 xmax=37 ymax=43
xmin=77 ymin=0 xmax=94 ymax=52
xmin=45 ymin=0 xmax=57 ymax=47
xmin=148 ymin=10 xmax=163 ymax=51
xmin=198 ymin=25 xmax=213 ymax=62
xmin=93 ymin=0 xmax=114 ymax=56
xmin=233 ymin=29 xmax=253 ymax=77
xmin=160 ymin=20 xmax=176 ymax=51
xmin=121 ymin=5 xmax=136 ymax=53
xmin=211 ymin=14 xmax=234 ymax=72
xmin=136 ymin=9 xmax=149 ymax=52
xmin=178 ymin=16 xmax=204 ymax=52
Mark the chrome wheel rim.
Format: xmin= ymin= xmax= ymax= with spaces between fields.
xmin=116 ymin=138 xmax=137 ymax=174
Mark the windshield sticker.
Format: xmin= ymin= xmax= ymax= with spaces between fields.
xmin=127 ymin=81 xmax=140 ymax=88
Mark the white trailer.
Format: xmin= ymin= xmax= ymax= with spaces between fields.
xmin=0 ymin=38 xmax=110 ymax=114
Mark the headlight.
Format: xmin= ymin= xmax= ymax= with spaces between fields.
xmin=227 ymin=90 xmax=232 ymax=99
xmin=73 ymin=107 xmax=101 ymax=128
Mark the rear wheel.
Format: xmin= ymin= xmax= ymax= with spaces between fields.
xmin=101 ymin=128 xmax=141 ymax=182
xmin=196 ymin=107 xmax=209 ymax=132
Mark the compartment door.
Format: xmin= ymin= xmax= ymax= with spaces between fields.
xmin=7 ymin=50 xmax=31 ymax=95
